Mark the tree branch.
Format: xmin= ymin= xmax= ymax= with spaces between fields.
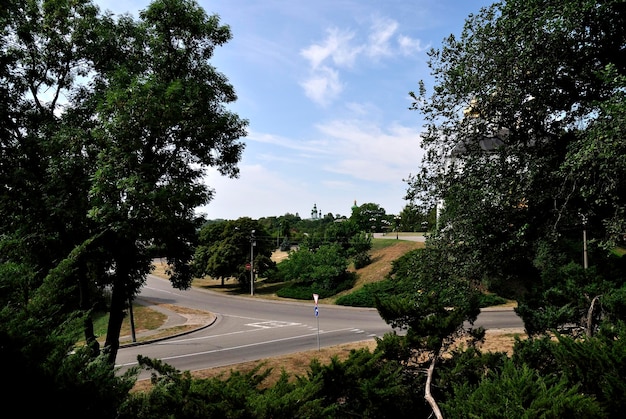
xmin=586 ymin=294 xmax=602 ymax=338
xmin=425 ymin=350 xmax=444 ymax=419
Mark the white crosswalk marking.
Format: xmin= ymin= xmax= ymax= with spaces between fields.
xmin=246 ymin=321 xmax=300 ymax=329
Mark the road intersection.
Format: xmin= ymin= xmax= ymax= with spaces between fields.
xmin=116 ymin=274 xmax=524 ymax=380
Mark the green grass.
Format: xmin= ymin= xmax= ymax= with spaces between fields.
xmin=371 ymin=237 xmax=419 ymax=251
xmin=90 ymin=304 xmax=166 ymax=343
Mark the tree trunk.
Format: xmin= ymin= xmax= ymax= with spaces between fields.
xmin=586 ymin=295 xmax=602 ymax=338
xmin=104 ymin=266 xmax=129 ymax=364
xmin=78 ymin=261 xmax=100 ymax=357
xmin=425 ymin=351 xmax=444 ymax=419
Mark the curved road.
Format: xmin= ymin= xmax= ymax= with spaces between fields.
xmin=116 ymin=275 xmax=523 ymax=379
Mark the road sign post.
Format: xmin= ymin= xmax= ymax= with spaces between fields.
xmin=313 ymin=293 xmax=320 ymax=350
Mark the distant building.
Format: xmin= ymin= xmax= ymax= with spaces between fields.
xmin=311 ymin=203 xmax=321 ymax=220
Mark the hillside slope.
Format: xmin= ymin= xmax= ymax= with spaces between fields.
xmin=323 ymin=239 xmax=424 ymax=303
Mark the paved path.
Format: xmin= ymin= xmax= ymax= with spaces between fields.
xmin=372 ymin=232 xmax=427 ymax=242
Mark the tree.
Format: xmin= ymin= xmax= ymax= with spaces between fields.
xmin=274 ymin=243 xmax=355 ymax=298
xmin=407 ymin=0 xmax=626 ymax=335
xmin=89 ymin=0 xmax=247 ymax=363
xmin=192 ymin=218 xmax=275 ymax=287
xmin=324 ymin=219 xmax=360 ymax=252
xmin=397 ymin=204 xmax=435 ymax=232
xmin=1 ymin=0 xmax=247 ymax=365
xmin=441 ymin=359 xmax=604 ymax=418
xmin=375 ymin=247 xmax=483 ymax=418
xmin=0 ymin=251 xmax=137 ymax=418
xmin=348 ymin=231 xmax=373 ymax=269
xmin=0 ymin=0 xmax=109 ymax=353
xmin=350 ymin=202 xmax=387 ymax=232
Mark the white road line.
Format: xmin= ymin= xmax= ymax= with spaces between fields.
xmin=116 ymin=327 xmax=359 ymax=367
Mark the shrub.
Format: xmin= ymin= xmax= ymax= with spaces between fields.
xmin=477 ymin=293 xmax=508 ymax=307
xmin=441 ymin=359 xmax=604 ymax=418
xmin=335 ymin=281 xmax=395 ymax=307
xmin=276 ymin=273 xmax=356 ymax=300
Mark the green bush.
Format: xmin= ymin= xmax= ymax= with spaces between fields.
xmin=442 ymin=359 xmax=604 ymax=418
xmin=335 ymin=281 xmax=395 ymax=307
xmin=477 ymin=293 xmax=508 ymax=307
xmin=276 ymin=274 xmax=356 ymax=300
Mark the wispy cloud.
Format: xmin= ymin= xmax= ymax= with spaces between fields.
xmin=300 ymin=28 xmax=361 ymax=69
xmin=299 ymin=66 xmax=343 ymax=107
xmin=397 ymin=35 xmax=428 ymax=55
xmin=300 ymin=16 xmax=426 ymax=106
xmin=366 ymin=17 xmax=397 ymax=58
xmin=314 ymin=118 xmax=424 ymax=183
xmin=247 ymin=130 xmax=334 ymax=155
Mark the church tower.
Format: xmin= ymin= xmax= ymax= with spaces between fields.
xmin=311 ymin=203 xmax=319 ymax=220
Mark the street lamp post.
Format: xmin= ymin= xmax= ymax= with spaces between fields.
xmin=395 ymin=215 xmax=400 ymax=240
xmin=250 ymin=230 xmax=256 ymax=295
xmin=580 ymin=214 xmax=588 ymax=269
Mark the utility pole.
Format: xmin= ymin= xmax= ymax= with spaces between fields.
xmin=580 ymin=213 xmax=588 ymax=269
xmin=250 ymin=230 xmax=256 ymax=295
xmin=395 ymin=215 xmax=400 ymax=239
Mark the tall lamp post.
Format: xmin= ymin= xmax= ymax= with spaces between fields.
xmin=580 ymin=214 xmax=588 ymax=269
xmin=395 ymin=215 xmax=400 ymax=240
xmin=250 ymin=230 xmax=256 ymax=295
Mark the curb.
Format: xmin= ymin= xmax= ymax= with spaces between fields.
xmin=120 ymin=317 xmax=217 ymax=348
xmin=119 ymin=300 xmax=218 ymax=348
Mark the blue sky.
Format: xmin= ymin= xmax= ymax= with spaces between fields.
xmin=97 ymin=0 xmax=492 ymax=220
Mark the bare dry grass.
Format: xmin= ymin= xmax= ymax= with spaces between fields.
xmin=132 ymin=331 xmax=523 ymax=393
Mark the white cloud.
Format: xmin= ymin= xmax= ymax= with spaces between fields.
xmin=300 ymin=66 xmax=343 ymax=107
xmin=248 ymin=130 xmax=333 ymax=154
xmin=397 ymin=35 xmax=428 ymax=55
xmin=199 ymin=163 xmax=312 ymax=219
xmin=300 ymin=28 xmax=361 ymax=69
xmin=314 ymin=118 xmax=424 ymax=182
xmin=300 ymin=16 xmax=427 ymax=106
xmin=366 ymin=17 xmax=397 ymax=58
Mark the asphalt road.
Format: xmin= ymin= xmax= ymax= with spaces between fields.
xmin=115 ymin=275 xmax=524 ymax=379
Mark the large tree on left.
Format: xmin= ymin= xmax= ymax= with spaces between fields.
xmin=89 ymin=0 xmax=246 ymax=363
xmin=0 ymin=0 xmax=247 ymax=366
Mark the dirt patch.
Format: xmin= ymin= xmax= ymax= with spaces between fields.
xmin=353 ymin=241 xmax=423 ymax=287
xmin=270 ymin=249 xmax=291 ymax=263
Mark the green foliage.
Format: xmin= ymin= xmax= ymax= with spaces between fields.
xmin=513 ymin=325 xmax=626 ymax=417
xmin=192 ymin=218 xmax=276 ymax=287
xmin=442 ymin=359 xmax=604 ymax=418
xmin=337 ymin=280 xmax=506 ymax=308
xmin=335 ymin=281 xmax=395 ymax=307
xmin=324 ymin=219 xmax=360 ymax=252
xmin=1 ymin=0 xmax=248 ymax=363
xmin=1 ymin=260 xmax=138 ymax=418
xmin=273 ymin=244 xmax=352 ymax=294
xmin=436 ymin=346 xmax=510 ymax=399
xmin=121 ymin=356 xmax=270 ymax=418
xmin=397 ymin=204 xmax=435 ymax=232
xmin=477 ymin=293 xmax=508 ymax=307
xmin=279 ymin=237 xmax=292 ymax=251
xmin=121 ymin=356 xmax=334 ymax=418
xmin=407 ymin=0 xmax=626 ymax=338
xmin=377 ymin=248 xmax=481 ymax=346
xmin=276 ymin=273 xmax=356 ymax=300
xmin=518 ymin=237 xmax=626 ymax=335
xmin=350 ymin=202 xmax=387 ymax=232
xmin=340 ymin=247 xmax=505 ymax=308
xmin=348 ymin=231 xmax=373 ymax=268
xmin=306 ymin=348 xmax=427 ymax=418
